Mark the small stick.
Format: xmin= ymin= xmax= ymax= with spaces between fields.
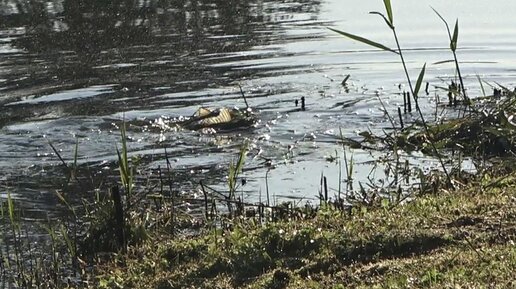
xmin=319 ymin=173 xmax=324 ymax=206
xmin=301 ymin=96 xmax=306 ymax=111
xmin=403 ymin=92 xmax=407 ymax=114
xmin=323 ymin=176 xmax=328 ymax=203
xmin=238 ymin=84 xmax=249 ymax=110
xmin=407 ymin=91 xmax=412 ymax=113
xmin=398 ymin=107 xmax=404 ymax=129
xmin=425 ymin=82 xmax=429 ymax=95
xmin=266 ymin=169 xmax=271 ymax=207
xmin=111 ymin=186 xmax=126 ymax=252
xmin=341 ymin=74 xmax=350 ymax=86
xmin=258 ymin=203 xmax=263 ymax=223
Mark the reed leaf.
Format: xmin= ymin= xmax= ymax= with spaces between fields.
xmin=414 ymin=63 xmax=426 ymax=97
xmin=328 ymin=27 xmax=398 ymax=54
xmin=228 ymin=142 xmax=248 ymax=198
xmin=382 ymin=0 xmax=393 ymax=26
xmin=451 ymin=19 xmax=459 ymax=51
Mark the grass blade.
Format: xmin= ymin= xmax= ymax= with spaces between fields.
xmin=236 ymin=143 xmax=247 ymax=175
xmin=116 ymin=146 xmax=129 ymax=189
xmin=228 ymin=142 xmax=248 ymax=196
xmin=60 ymin=224 xmax=76 ymax=258
xmin=116 ymin=121 xmax=133 ymax=199
xmin=369 ymin=11 xmax=393 ymax=29
xmin=54 ymin=191 xmax=76 ymax=217
xmin=382 ymin=0 xmax=393 ymax=26
xmin=7 ymin=191 xmax=15 ymax=223
xmin=328 ymin=27 xmax=398 ymax=54
xmin=451 ymin=19 xmax=459 ymax=51
xmin=432 ymin=59 xmax=454 ymax=65
xmin=73 ymin=138 xmax=78 ymax=170
xmin=476 ymin=74 xmax=486 ymax=97
xmin=494 ymin=81 xmax=511 ymax=93
xmin=414 ymin=63 xmax=427 ymax=97
xmin=431 ymin=7 xmax=447 ymax=27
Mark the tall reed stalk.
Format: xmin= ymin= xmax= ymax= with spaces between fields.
xmin=432 ymin=7 xmax=469 ymax=106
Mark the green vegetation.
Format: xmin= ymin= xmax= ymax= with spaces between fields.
xmin=80 ymin=167 xmax=515 ymax=289
xmin=395 ymin=92 xmax=516 ymax=158
xmin=330 ymin=0 xmax=454 ymax=187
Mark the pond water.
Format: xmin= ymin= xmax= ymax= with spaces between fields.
xmin=1 ymin=0 xmax=516 ymax=214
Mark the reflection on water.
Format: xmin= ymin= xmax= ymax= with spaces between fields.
xmin=1 ymin=0 xmax=515 ymax=215
xmin=1 ymin=0 xmax=321 ymax=114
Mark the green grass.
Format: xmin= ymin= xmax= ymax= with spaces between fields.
xmin=78 ymin=167 xmax=516 ymax=289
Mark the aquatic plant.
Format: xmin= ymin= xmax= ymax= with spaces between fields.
xmin=116 ymin=121 xmax=134 ymax=205
xmin=329 ymin=0 xmax=453 ymax=187
xmin=432 ymin=7 xmax=469 ymax=106
xmin=227 ymin=142 xmax=248 ymax=216
xmin=0 ymin=192 xmax=72 ymax=287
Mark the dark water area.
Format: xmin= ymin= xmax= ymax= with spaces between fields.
xmin=1 ymin=0 xmax=516 ymax=216
xmin=0 ymin=0 xmax=330 ymax=214
xmin=0 ymin=0 xmax=321 ymax=118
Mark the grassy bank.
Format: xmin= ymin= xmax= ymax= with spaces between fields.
xmin=78 ymin=168 xmax=515 ymax=289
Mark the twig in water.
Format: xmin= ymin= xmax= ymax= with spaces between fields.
xmin=265 ymin=169 xmax=271 ymax=207
xmin=238 ymin=84 xmax=250 ymax=110
xmin=398 ymin=107 xmax=404 ymax=129
xmin=341 ymin=74 xmax=351 ymax=86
